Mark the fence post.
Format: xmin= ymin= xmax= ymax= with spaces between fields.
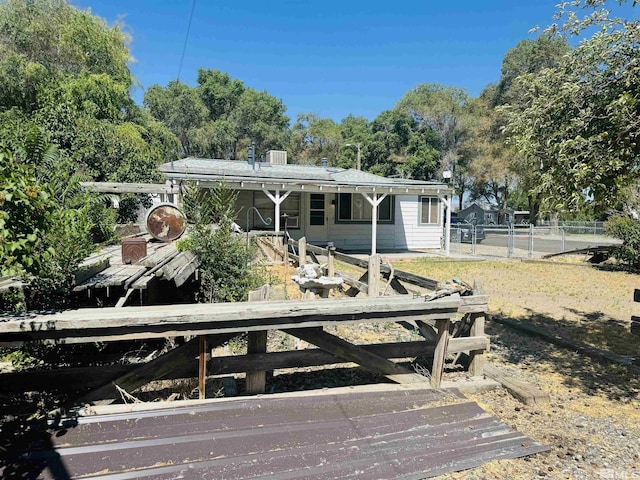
xmin=561 ymin=227 xmax=566 ymax=252
xmin=472 ymin=225 xmax=477 ymax=255
xmin=507 ymin=225 xmax=513 ymax=258
xmin=529 ymin=224 xmax=534 ymax=258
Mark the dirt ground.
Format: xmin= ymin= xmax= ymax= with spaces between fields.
xmin=385 ymin=256 xmax=640 ymax=480
xmin=236 ymin=258 xmax=640 ymax=479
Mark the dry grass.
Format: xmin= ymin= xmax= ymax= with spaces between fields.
xmin=390 ymin=258 xmax=640 ymax=356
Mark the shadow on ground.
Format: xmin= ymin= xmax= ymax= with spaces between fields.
xmin=487 ymin=311 xmax=640 ymax=402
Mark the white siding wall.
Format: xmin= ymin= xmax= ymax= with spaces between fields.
xmin=393 ymin=195 xmax=442 ymax=250
xmin=234 ymin=191 xmax=442 ymax=252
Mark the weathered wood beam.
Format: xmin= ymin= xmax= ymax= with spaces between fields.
xmin=430 ymin=318 xmax=450 ymax=388
xmin=0 ymin=295 xmax=460 ymax=343
xmin=208 ymin=337 xmax=488 ymax=375
xmin=75 ymin=333 xmax=238 ymax=406
xmin=483 ymin=363 xmax=550 ymax=406
xmin=338 ymin=271 xmax=368 ymax=296
xmin=283 ymin=328 xmax=429 ymax=385
xmin=81 ymin=181 xmax=178 ymax=194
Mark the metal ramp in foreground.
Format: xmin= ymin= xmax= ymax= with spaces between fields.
xmin=4 ymin=385 xmax=549 ymax=479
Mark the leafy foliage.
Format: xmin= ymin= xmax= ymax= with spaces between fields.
xmin=605 ymin=215 xmax=640 ymax=267
xmin=502 ymin=1 xmax=639 ymax=216
xmin=144 ymin=69 xmax=289 ymax=160
xmin=0 ymin=146 xmax=55 ymax=276
xmin=179 ymin=182 xmax=262 ymax=303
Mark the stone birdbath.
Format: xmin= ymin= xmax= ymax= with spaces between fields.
xmin=291 ymin=264 xmax=343 ymax=299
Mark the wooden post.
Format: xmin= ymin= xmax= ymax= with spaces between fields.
xmin=298 ymin=237 xmax=307 ymax=267
xmin=431 ymin=318 xmax=450 ymax=388
xmin=198 ymin=336 xmax=208 ymax=399
xmin=469 ymin=279 xmax=486 ymax=377
xmin=368 ymin=254 xmax=381 ymax=297
xmin=245 ymin=331 xmax=267 ymax=394
xmin=283 ymin=237 xmax=289 ymax=266
xmin=327 ymin=245 xmax=336 ymax=277
xmin=245 ymin=284 xmax=270 ymax=394
xmin=469 ymin=313 xmax=485 ymax=377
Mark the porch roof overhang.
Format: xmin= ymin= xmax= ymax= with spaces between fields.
xmin=156 ymin=158 xmax=452 ymax=197
xmin=162 ymin=173 xmax=451 ymax=196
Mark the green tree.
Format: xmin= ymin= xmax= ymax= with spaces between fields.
xmin=502 ymin=0 xmax=639 ymax=216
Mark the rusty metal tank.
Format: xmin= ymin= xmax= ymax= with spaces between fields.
xmin=145 ymin=203 xmax=187 ymax=242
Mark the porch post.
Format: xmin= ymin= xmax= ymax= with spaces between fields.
xmin=263 ymin=189 xmax=292 ymax=234
xmin=362 ymin=193 xmax=387 ymax=256
xmin=442 ymin=194 xmax=451 ymax=257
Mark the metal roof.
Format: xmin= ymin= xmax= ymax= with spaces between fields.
xmin=6 ymin=387 xmax=548 ymax=479
xmin=159 ymin=158 xmax=452 ymax=195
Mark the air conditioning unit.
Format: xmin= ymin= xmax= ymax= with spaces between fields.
xmin=284 ymin=216 xmax=299 ymax=228
xmin=266 ymin=150 xmax=287 ymax=165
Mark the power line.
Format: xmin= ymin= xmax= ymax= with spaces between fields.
xmin=177 ymin=0 xmax=197 ymax=81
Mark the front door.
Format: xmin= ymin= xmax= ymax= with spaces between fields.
xmin=305 ymin=193 xmax=329 ymax=243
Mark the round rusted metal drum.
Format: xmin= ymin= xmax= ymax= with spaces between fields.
xmin=145 ymin=203 xmax=187 ymax=242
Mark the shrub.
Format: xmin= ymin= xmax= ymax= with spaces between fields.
xmin=180 ymin=182 xmax=263 ymax=302
xmin=605 ymin=215 xmax=640 ymax=268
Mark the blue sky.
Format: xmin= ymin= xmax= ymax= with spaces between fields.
xmin=73 ymin=1 xmax=613 ymax=123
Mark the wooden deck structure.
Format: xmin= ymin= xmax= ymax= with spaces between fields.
xmin=0 ymin=231 xmax=492 ymax=406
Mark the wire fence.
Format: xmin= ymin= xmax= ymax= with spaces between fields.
xmin=447 ymin=223 xmax=617 ymax=259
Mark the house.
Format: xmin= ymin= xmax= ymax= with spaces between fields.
xmin=157 ymin=151 xmax=453 ymax=255
xmin=456 ymin=203 xmax=486 ymax=224
xmin=457 ymin=202 xmax=519 ymax=225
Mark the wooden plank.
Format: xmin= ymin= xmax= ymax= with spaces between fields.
xmin=97 ymin=265 xmax=146 ymax=288
xmin=431 ymin=318 xmax=450 ymax=388
xmin=389 ymin=277 xmax=409 ymax=295
xmin=0 ymin=295 xmax=461 ymax=343
xmin=81 ymin=181 xmax=178 ymax=194
xmin=159 ymin=251 xmax=196 ymax=280
xmin=75 ymin=333 xmax=238 ymax=406
xmin=389 ymin=269 xmax=440 ymax=291
xmin=208 ymin=337 xmax=488 ymax=375
xmin=173 ymin=256 xmax=200 ymax=287
xmin=73 ymin=258 xmax=110 ymax=285
xmin=459 ymin=295 xmax=489 ymax=314
xmin=141 ymin=244 xmax=178 ymax=268
xmin=283 ymin=328 xmax=430 ymax=385
xmin=338 ymin=271 xmax=368 ymax=295
xmin=415 ymin=320 xmax=437 ymax=342
xmin=115 ymin=288 xmax=135 ymax=308
xmin=484 ymin=363 xmax=550 ymax=406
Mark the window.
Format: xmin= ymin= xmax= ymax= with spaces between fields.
xmin=420 ymin=196 xmax=440 ymax=225
xmin=309 ymin=194 xmax=325 ymax=226
xmin=336 ymin=193 xmax=394 ymax=224
xmin=253 ymin=191 xmax=301 ymax=229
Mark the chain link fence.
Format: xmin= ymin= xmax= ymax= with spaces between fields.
xmin=447 ymin=222 xmax=617 ymax=259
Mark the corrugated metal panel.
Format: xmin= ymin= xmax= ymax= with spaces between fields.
xmin=4 ymin=388 xmax=548 ymax=479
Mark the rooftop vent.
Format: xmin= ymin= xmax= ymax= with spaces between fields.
xmin=266 ymin=150 xmax=287 ymax=165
